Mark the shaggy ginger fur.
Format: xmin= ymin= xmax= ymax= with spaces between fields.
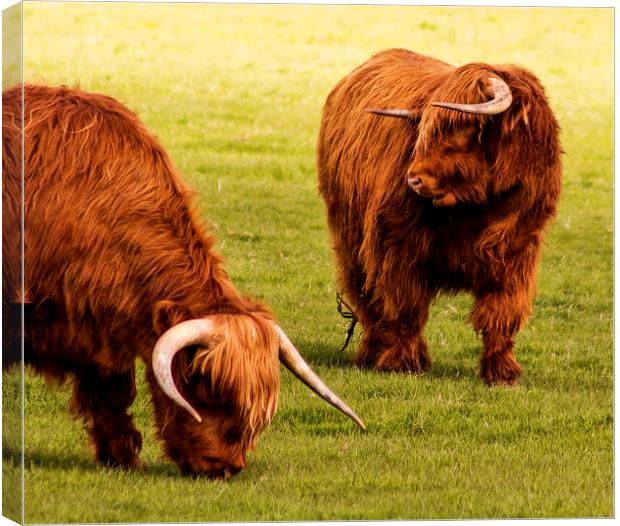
xmin=2 ymin=84 xmax=280 ymax=478
xmin=318 ymin=49 xmax=562 ymax=384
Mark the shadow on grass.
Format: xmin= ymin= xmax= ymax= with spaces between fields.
xmin=295 ymin=338 xmax=359 ymax=369
xmin=142 ymin=460 xmax=184 ymax=478
xmin=17 ymin=448 xmax=95 ymax=472
xmin=11 ymin=444 xmax=183 ymax=479
xmin=428 ymin=360 xmax=479 ymax=383
xmin=297 ymin=338 xmax=482 ymax=383
xmin=3 ymin=445 xmax=22 ymax=467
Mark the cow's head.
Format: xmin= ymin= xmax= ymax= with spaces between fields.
xmin=149 ymin=310 xmax=364 ymax=479
xmin=367 ymin=64 xmax=546 ymax=208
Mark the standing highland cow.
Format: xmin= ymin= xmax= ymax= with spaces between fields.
xmin=318 ymin=49 xmax=562 ymax=385
xmin=2 ymin=84 xmax=363 ymax=479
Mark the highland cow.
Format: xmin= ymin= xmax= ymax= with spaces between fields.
xmin=2 ymin=84 xmax=364 ymax=479
xmin=318 ymin=49 xmax=562 ymax=385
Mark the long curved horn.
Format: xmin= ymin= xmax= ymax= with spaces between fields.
xmin=275 ymin=325 xmax=366 ymax=430
xmin=366 ymin=108 xmax=415 ymax=119
xmin=431 ymin=76 xmax=513 ymax=115
xmin=152 ymin=318 xmax=216 ymax=423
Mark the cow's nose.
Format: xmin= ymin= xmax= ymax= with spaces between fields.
xmin=408 ymin=176 xmax=422 ymax=188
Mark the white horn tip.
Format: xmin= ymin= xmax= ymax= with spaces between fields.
xmin=275 ymin=324 xmax=366 ymax=430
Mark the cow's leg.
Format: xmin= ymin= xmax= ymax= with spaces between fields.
xmin=333 ymin=228 xmax=433 ymax=373
xmin=470 ymin=287 xmax=531 ymax=385
xmin=70 ymin=364 xmax=143 ymax=468
xmin=356 ymin=302 xmax=432 ymax=373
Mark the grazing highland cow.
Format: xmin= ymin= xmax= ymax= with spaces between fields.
xmin=318 ymin=49 xmax=562 ymax=385
xmin=2 ymin=84 xmax=363 ymax=479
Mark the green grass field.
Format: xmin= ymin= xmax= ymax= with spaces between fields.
xmin=2 ymin=3 xmax=613 ymax=522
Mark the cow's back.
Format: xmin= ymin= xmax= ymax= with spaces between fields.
xmin=2 ymin=84 xmax=218 ymax=369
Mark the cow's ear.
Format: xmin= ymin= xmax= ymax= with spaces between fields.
xmin=152 ymin=300 xmax=195 ymax=336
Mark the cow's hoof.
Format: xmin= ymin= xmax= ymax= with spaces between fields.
xmin=481 ymin=352 xmax=521 ymax=386
xmin=371 ymin=340 xmax=431 ymax=374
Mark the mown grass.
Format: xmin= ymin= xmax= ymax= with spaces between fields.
xmin=2 ymin=3 xmax=613 ymax=522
